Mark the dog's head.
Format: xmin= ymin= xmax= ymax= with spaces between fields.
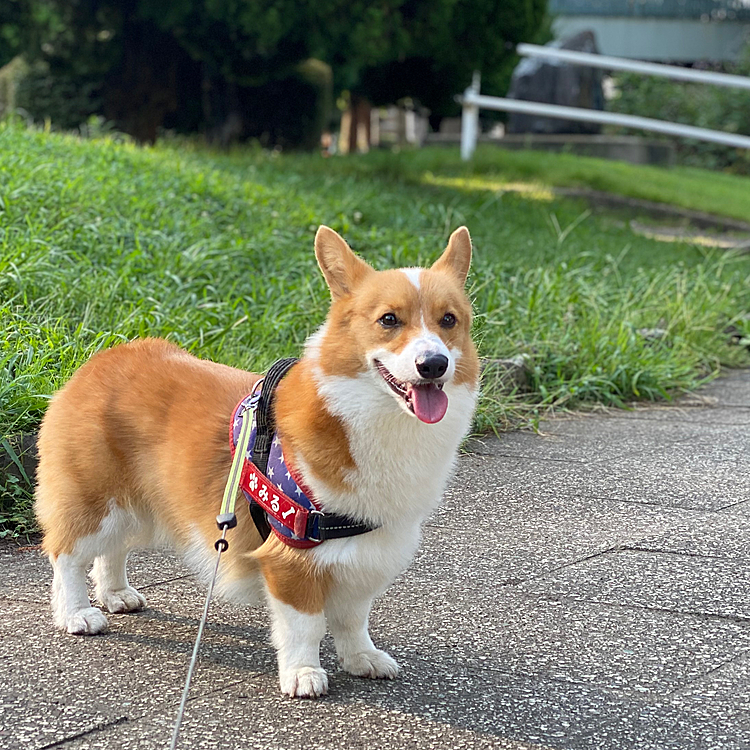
xmin=309 ymin=226 xmax=478 ymax=424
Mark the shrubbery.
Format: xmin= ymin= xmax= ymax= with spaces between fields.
xmin=0 ymin=0 xmax=548 ymax=147
xmin=608 ymin=50 xmax=750 ymax=173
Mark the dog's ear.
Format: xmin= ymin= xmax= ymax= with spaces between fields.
xmin=432 ymin=227 xmax=472 ymax=286
xmin=315 ymin=226 xmax=374 ymax=300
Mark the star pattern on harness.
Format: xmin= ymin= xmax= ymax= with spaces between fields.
xmin=269 ymin=443 xmax=301 ymax=501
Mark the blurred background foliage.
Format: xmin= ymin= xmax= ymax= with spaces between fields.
xmin=0 ymin=0 xmax=548 ymax=146
xmin=607 ymin=49 xmax=750 ymax=174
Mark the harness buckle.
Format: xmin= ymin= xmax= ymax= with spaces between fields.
xmin=305 ymin=509 xmax=325 ymax=543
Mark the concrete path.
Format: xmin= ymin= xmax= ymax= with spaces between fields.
xmin=2 ymin=370 xmax=749 ymax=750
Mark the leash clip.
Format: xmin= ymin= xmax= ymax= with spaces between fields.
xmin=216 ymin=512 xmax=237 ymax=531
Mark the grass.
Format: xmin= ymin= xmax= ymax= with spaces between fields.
xmin=1 ymin=122 xmax=749 ymax=534
xmin=289 ymin=145 xmax=750 ymax=224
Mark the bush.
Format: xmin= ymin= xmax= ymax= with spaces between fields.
xmin=14 ymin=59 xmax=101 ymax=130
xmin=0 ymin=56 xmax=28 ymax=119
xmin=607 ymin=51 xmax=750 ymax=173
xmin=235 ymin=60 xmax=333 ymax=151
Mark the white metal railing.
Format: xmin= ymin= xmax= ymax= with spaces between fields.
xmin=517 ymin=43 xmax=750 ymax=90
xmin=459 ymin=46 xmax=750 ymax=160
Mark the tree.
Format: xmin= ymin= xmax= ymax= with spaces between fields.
xmin=0 ymin=0 xmax=30 ymax=68
xmin=5 ymin=0 xmax=549 ymax=144
xmin=351 ymin=0 xmax=549 ymax=126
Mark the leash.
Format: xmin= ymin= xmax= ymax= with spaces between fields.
xmin=168 ymin=523 xmax=230 ymax=750
xmin=169 ymin=356 xmax=377 ymax=745
xmin=168 ymin=384 xmax=256 ymax=750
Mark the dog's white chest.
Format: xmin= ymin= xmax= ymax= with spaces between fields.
xmin=303 ymin=373 xmax=476 ymax=580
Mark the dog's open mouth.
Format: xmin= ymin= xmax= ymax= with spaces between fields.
xmin=375 ymin=360 xmax=448 ymax=424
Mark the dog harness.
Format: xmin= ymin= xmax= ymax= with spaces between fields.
xmin=226 ymin=358 xmax=377 ymax=548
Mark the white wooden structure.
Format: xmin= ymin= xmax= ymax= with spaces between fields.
xmin=460 ymin=45 xmax=750 ymax=160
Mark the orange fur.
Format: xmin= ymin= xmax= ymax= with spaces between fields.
xmin=274 ymin=360 xmax=355 ymax=492
xmin=35 ymin=339 xmax=334 ymax=610
xmin=253 ymin=535 xmax=331 ymax=613
xmin=315 ymin=268 xmax=477 ymax=379
xmin=36 ymin=339 xmax=261 ymax=559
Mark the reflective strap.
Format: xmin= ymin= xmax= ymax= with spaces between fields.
xmin=220 ymin=405 xmax=254 ymax=517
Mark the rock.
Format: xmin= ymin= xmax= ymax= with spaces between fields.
xmin=507 ymin=31 xmax=605 ymax=135
xmin=481 ymin=355 xmax=532 ymax=393
xmin=724 ymin=315 xmax=750 ymax=350
xmin=637 ymin=328 xmax=669 ymax=344
xmin=0 ymin=433 xmax=38 ymax=486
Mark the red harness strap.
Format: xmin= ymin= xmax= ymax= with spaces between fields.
xmin=239 ymin=459 xmax=318 ymax=541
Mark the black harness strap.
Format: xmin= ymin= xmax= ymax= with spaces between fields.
xmin=248 ymin=495 xmax=272 ymax=542
xmin=249 ymin=357 xmax=298 ymax=541
xmin=253 ymin=357 xmax=298 ymax=476
xmin=305 ymin=512 xmax=375 ymax=542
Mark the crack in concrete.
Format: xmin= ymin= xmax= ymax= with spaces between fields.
xmin=623 ymin=545 xmax=750 ymax=563
xmin=137 ymin=573 xmax=194 ymax=590
xmin=667 ymin=650 xmax=750 ymax=698
xmin=34 ymin=716 xmax=129 ymax=750
xmin=531 ymin=594 xmax=750 ymax=626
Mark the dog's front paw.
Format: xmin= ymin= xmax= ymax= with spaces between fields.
xmin=65 ymin=607 xmax=109 ymax=635
xmin=99 ymin=587 xmax=147 ymax=614
xmin=279 ymin=666 xmax=328 ymax=698
xmin=341 ymin=649 xmax=399 ymax=680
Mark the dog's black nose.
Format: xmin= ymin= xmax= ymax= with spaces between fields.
xmin=416 ymin=354 xmax=449 ymax=380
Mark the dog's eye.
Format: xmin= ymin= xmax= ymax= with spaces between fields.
xmin=378 ymin=313 xmax=399 ymax=328
xmin=440 ymin=313 xmax=457 ymax=328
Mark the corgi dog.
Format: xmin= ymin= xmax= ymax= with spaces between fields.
xmin=34 ymin=226 xmax=479 ymax=698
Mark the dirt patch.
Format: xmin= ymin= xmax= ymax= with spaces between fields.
xmin=628 ymin=221 xmax=750 ymax=251
xmin=555 ymin=187 xmax=750 ymax=233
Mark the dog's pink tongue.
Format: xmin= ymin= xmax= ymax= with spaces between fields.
xmin=409 ymin=383 xmax=449 ymax=424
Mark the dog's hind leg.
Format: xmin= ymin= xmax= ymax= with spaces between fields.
xmin=46 ymin=499 xmax=145 ymax=634
xmin=91 ymin=546 xmax=147 ymax=615
xmin=89 ymin=501 xmax=147 ymax=616
xmin=51 ymin=550 xmax=109 ymax=635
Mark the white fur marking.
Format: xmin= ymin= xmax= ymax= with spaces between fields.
xmin=304 ymin=323 xmax=328 ymax=362
xmin=266 ymin=594 xmax=328 ymax=697
xmin=370 ymin=323 xmax=454 ymax=387
xmin=182 ymin=527 xmax=264 ymax=604
xmin=401 ymin=267 xmax=422 ymax=291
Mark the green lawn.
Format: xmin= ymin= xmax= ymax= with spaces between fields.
xmin=1 ymin=123 xmax=749 ymax=532
xmin=302 ymin=145 xmax=750 ymax=225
